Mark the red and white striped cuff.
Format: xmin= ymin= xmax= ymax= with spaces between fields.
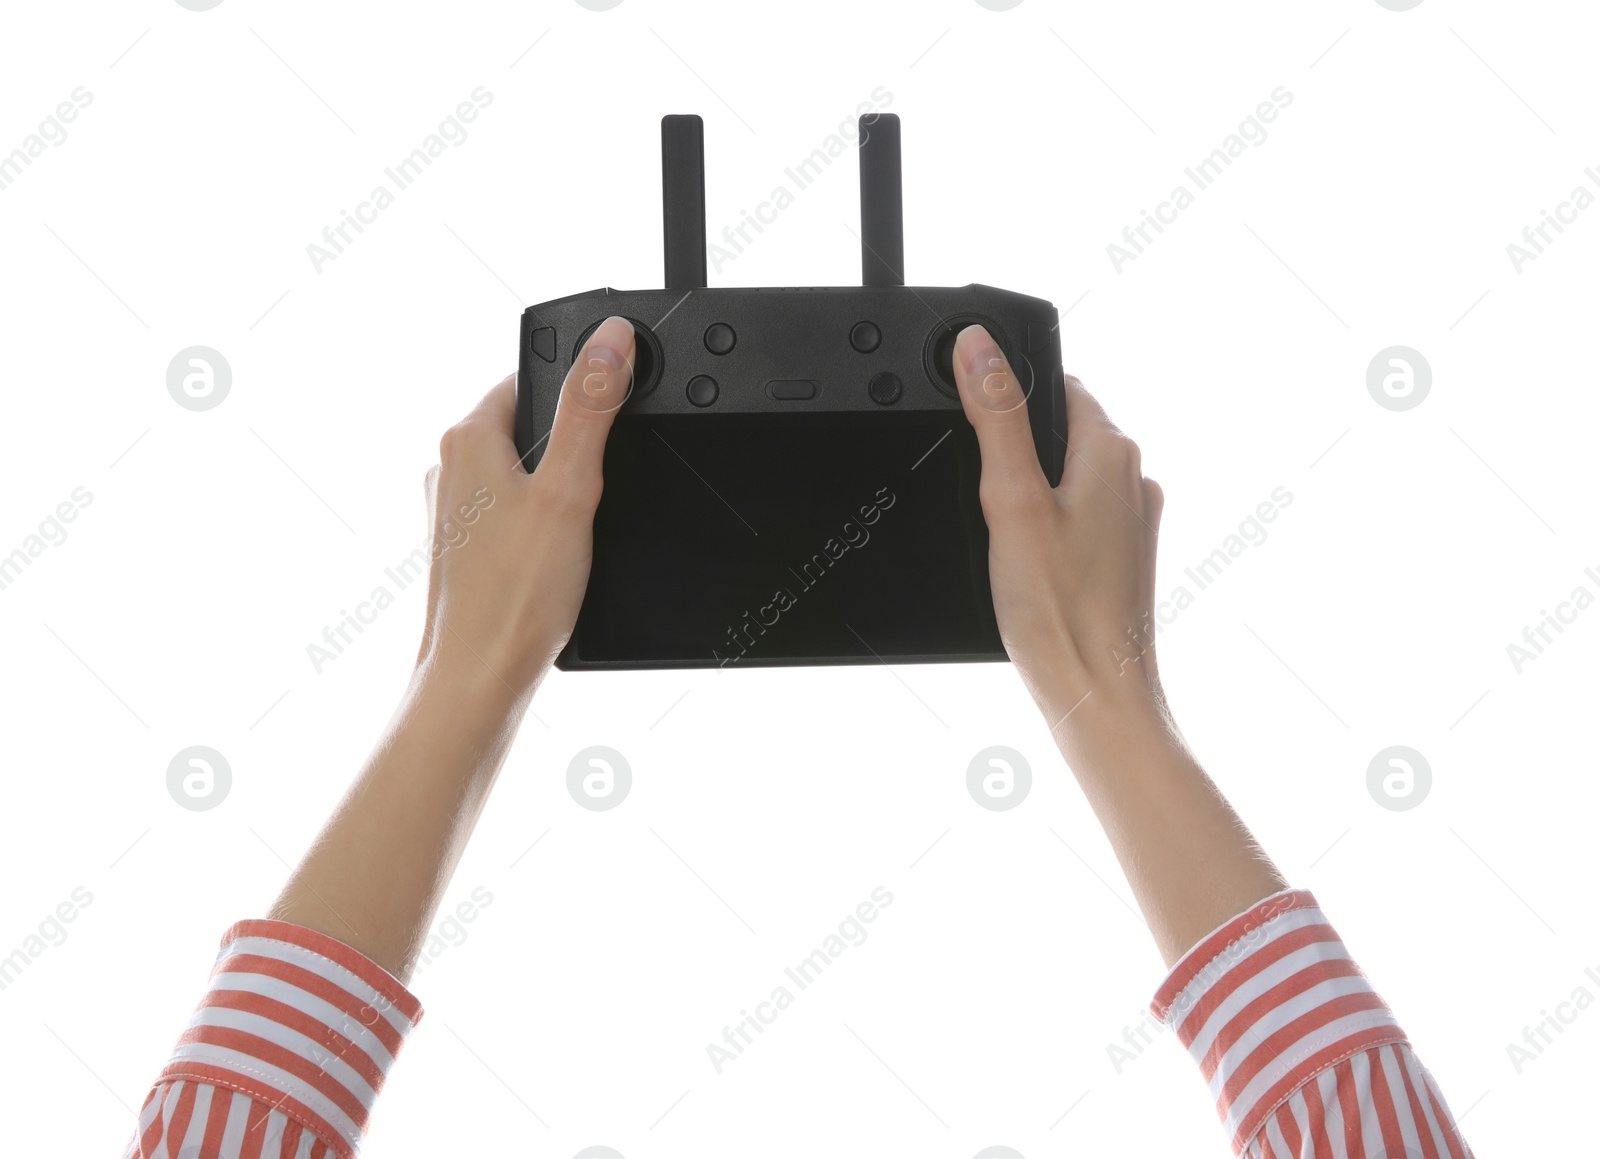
xmin=1151 ymin=889 xmax=1408 ymax=1154
xmin=154 ymin=919 xmax=423 ymax=1159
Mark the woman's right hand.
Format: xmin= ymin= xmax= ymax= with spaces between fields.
xmin=949 ymin=324 xmax=1168 ymax=741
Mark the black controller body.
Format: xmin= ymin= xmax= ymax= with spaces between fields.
xmin=513 ymin=114 xmax=1067 ymax=671
xmin=515 ymin=285 xmax=1064 ymax=471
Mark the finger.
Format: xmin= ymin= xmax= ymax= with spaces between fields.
xmin=951 ymin=324 xmax=1048 ymax=496
xmin=444 ymin=373 xmax=522 ymax=476
xmin=1061 ymin=372 xmax=1121 ymax=456
xmin=1142 ymin=476 xmax=1165 ymax=530
xmin=536 ymin=315 xmax=636 ymax=487
xmin=417 ymin=464 xmax=442 ymax=663
xmin=1058 ymin=372 xmax=1150 ymax=505
xmin=422 ymin=462 xmax=440 ymax=528
xmin=1139 ymin=476 xmax=1165 ymax=680
xmin=466 ymin=372 xmax=518 ymax=431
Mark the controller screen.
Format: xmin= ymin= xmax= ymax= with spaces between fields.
xmin=575 ymin=412 xmax=1002 ymax=666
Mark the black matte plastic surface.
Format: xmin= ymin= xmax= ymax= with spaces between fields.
xmin=513 ymin=112 xmax=1067 ymax=671
xmin=661 ymin=114 xmax=707 ymax=290
xmin=859 ymin=114 xmax=904 ymax=287
xmin=515 ymin=283 xmax=1066 ymax=670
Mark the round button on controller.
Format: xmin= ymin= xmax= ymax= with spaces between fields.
xmin=687 ymin=375 xmax=719 ymax=407
xmin=704 ymin=322 xmax=736 ymax=355
xmin=868 ymin=372 xmax=902 ymax=406
xmin=850 ymin=321 xmax=881 ymax=353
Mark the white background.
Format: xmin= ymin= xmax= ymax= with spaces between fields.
xmin=0 ymin=1 xmax=1594 ymax=1156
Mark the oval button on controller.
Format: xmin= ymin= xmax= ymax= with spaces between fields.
xmin=766 ymin=379 xmax=817 ymax=400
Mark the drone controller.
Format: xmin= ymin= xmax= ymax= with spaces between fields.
xmin=515 ymin=113 xmax=1066 ymax=671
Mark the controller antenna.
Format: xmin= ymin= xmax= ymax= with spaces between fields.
xmin=858 ymin=113 xmax=904 ymax=287
xmin=661 ymin=114 xmax=707 ymax=289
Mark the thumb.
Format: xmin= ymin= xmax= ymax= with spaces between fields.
xmin=534 ymin=315 xmax=637 ymax=490
xmin=951 ymin=324 xmax=1048 ymax=500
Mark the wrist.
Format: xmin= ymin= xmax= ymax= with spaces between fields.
xmin=414 ymin=630 xmax=545 ymax=719
xmin=1027 ymin=653 xmax=1175 ymax=756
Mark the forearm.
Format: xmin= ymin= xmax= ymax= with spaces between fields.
xmin=949 ymin=333 xmax=1469 ymax=1153
xmin=266 ymin=646 xmax=534 ymax=983
xmin=1037 ymin=671 xmax=1288 ymax=968
xmin=126 ymin=349 xmax=633 ymax=1159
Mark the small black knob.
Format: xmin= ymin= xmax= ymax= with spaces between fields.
xmin=850 ymin=321 xmax=882 ymax=353
xmin=686 ymin=375 xmax=719 ymax=407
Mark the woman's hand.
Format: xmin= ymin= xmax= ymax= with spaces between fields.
xmin=417 ymin=315 xmax=637 ymax=695
xmin=950 ymin=324 xmax=1167 ymax=735
xmin=951 ymin=323 xmax=1287 ymax=965
xmin=264 ymin=317 xmax=637 ymax=979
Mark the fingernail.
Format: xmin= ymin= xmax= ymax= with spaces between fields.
xmin=583 ymin=316 xmax=635 ymax=375
xmin=576 ymin=316 xmax=635 ymax=407
xmin=954 ymin=325 xmax=1017 ymax=409
xmin=955 ymin=324 xmax=1006 ymax=380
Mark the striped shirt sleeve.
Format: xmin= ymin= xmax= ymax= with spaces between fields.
xmin=1151 ymin=888 xmax=1472 ymax=1159
xmin=121 ymin=919 xmax=423 ymax=1159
